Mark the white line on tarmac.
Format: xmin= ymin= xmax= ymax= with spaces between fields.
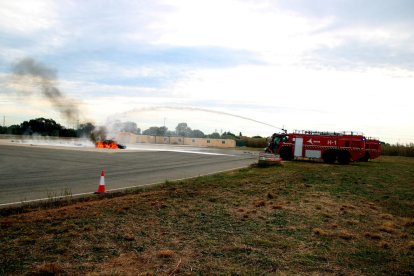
xmin=125 ymin=147 xmax=237 ymax=156
xmin=0 ymin=165 xmax=252 ymax=207
xmin=1 ymin=140 xmax=239 ymax=156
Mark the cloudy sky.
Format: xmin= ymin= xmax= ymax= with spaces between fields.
xmin=1 ymin=0 xmax=413 ymax=143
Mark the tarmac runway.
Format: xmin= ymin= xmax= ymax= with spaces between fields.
xmin=0 ymin=141 xmax=257 ymax=205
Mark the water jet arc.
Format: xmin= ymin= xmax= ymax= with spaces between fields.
xmin=113 ymin=106 xmax=284 ymax=131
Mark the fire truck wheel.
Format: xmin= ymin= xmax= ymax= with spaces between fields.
xmin=338 ymin=151 xmax=350 ymax=165
xmin=322 ymin=150 xmax=336 ymax=164
xmin=361 ymin=153 xmax=370 ymax=162
xmin=280 ymin=147 xmax=293 ymax=161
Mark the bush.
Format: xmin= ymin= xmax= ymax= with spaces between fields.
xmin=381 ymin=143 xmax=414 ymax=157
xmin=236 ymin=136 xmax=268 ymax=148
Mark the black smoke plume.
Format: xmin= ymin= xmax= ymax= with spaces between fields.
xmin=90 ymin=126 xmax=107 ymax=143
xmin=11 ymin=58 xmax=107 ymax=143
xmin=11 ymin=57 xmax=80 ymax=125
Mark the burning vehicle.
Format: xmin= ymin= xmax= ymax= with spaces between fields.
xmin=95 ymin=139 xmax=126 ymax=149
xmin=89 ymin=125 xmax=126 ymax=149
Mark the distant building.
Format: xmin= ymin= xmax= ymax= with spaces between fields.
xmin=116 ymin=132 xmax=236 ymax=148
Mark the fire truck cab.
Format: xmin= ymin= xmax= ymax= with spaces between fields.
xmin=266 ymin=130 xmax=367 ymax=164
xmin=362 ymin=138 xmax=382 ymax=161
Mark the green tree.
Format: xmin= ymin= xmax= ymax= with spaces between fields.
xmin=20 ymin=118 xmax=63 ymax=136
xmin=121 ymin=121 xmax=139 ymax=134
xmin=8 ymin=125 xmax=22 ymax=135
xmin=158 ymin=126 xmax=168 ymax=136
xmin=60 ymin=128 xmax=77 ymax=137
xmin=0 ymin=126 xmax=7 ymax=134
xmin=175 ymin=122 xmax=192 ymax=137
xmin=222 ymin=131 xmax=236 ymax=139
xmin=191 ymin=129 xmax=205 ymax=138
xmin=17 ymin=118 xmax=78 ymax=137
xmin=110 ymin=120 xmax=141 ymax=134
xmin=143 ymin=126 xmax=168 ymax=136
xmin=208 ymin=132 xmax=221 ymax=139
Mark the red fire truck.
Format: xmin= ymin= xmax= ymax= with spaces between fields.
xmin=265 ymin=130 xmax=375 ymax=164
xmin=362 ymin=138 xmax=382 ymax=161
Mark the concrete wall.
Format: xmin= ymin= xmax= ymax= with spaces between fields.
xmin=116 ymin=132 xmax=236 ymax=148
xmin=183 ymin=137 xmax=236 ymax=148
xmin=1 ymin=133 xmax=236 ymax=148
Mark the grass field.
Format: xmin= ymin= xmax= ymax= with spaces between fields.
xmin=1 ymin=156 xmax=414 ymax=275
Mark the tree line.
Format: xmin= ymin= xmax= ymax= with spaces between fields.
xmin=0 ymin=118 xmax=114 ymax=138
xmin=0 ymin=118 xmax=78 ymax=137
xmin=0 ymin=118 xmax=268 ymax=147
xmin=0 ymin=118 xmax=249 ymax=140
xmin=4 ymin=118 xmax=413 ymax=153
xmin=381 ymin=143 xmax=414 ymax=157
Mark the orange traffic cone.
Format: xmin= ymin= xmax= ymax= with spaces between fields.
xmin=96 ymin=170 xmax=106 ymax=193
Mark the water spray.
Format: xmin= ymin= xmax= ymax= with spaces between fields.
xmin=111 ymin=106 xmax=285 ymax=132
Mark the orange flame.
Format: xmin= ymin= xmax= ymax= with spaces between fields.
xmin=96 ymin=141 xmax=119 ymax=149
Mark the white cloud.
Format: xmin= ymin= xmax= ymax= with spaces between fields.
xmin=72 ymin=61 xmax=180 ymax=81
xmin=0 ymin=0 xmax=57 ymax=33
xmin=149 ymin=0 xmax=414 ymax=71
xmin=153 ymin=0 xmax=334 ymax=56
xmin=1 ymin=0 xmax=414 ymax=143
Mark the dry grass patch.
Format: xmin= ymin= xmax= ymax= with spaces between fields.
xmin=380 ymin=213 xmax=394 ymax=220
xmin=123 ymin=234 xmax=135 ymax=241
xmin=402 ymin=217 xmax=414 ymax=227
xmin=378 ymin=222 xmax=398 ymax=234
xmin=157 ymin=249 xmax=175 ymax=258
xmin=0 ymin=219 xmax=13 ymax=228
xmin=330 ymin=223 xmax=339 ymax=229
xmin=254 ymin=200 xmax=266 ymax=207
xmin=313 ymin=228 xmax=354 ymax=240
xmin=337 ymin=230 xmax=355 ymax=240
xmin=341 ymin=204 xmax=356 ymax=210
xmin=364 ymin=232 xmax=382 ymax=240
xmin=313 ymin=228 xmax=332 ymax=237
xmin=379 ymin=241 xmax=390 ymax=249
xmin=33 ymin=262 xmax=64 ymax=275
xmin=1 ymin=156 xmax=413 ymax=275
xmin=400 ymin=233 xmax=408 ymax=239
xmin=97 ymin=252 xmax=145 ymax=275
xmin=346 ymin=219 xmax=359 ymax=225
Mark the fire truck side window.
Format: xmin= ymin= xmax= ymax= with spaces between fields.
xmin=271 ymin=136 xmax=280 ymax=153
